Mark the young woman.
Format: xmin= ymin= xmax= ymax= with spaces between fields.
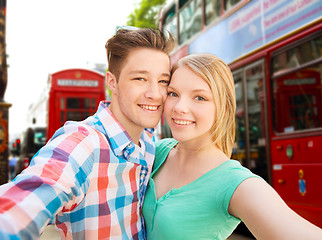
xmin=142 ymin=54 xmax=322 ymax=240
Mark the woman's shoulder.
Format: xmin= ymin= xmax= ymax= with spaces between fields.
xmin=213 ymin=160 xmax=261 ymax=185
xmin=153 ymin=138 xmax=178 ymax=172
xmin=155 ymin=138 xmax=178 ymax=151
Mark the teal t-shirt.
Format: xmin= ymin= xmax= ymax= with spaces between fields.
xmin=142 ymin=138 xmax=260 ymax=240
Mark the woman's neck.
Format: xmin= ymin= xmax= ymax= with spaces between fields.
xmin=173 ymin=140 xmax=228 ymax=166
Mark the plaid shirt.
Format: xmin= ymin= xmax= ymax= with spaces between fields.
xmin=0 ymin=101 xmax=155 ymax=240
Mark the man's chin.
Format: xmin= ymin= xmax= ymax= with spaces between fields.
xmin=143 ymin=122 xmax=159 ymax=129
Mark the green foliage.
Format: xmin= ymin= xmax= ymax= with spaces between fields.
xmin=127 ymin=0 xmax=167 ymax=29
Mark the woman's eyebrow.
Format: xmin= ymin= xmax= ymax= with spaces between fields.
xmin=168 ymin=85 xmax=209 ymax=93
xmin=191 ymin=89 xmax=211 ymax=93
xmin=167 ymin=85 xmax=176 ymax=90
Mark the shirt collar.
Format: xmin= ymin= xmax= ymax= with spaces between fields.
xmin=95 ymin=101 xmax=154 ymax=159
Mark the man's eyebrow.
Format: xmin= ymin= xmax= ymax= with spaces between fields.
xmin=129 ymin=70 xmax=170 ymax=78
xmin=129 ymin=70 xmax=149 ymax=74
xmin=161 ymin=73 xmax=171 ymax=78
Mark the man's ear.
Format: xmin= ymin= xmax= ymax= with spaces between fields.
xmin=106 ymin=71 xmax=117 ymax=94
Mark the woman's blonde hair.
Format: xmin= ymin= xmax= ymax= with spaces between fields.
xmin=171 ymin=54 xmax=236 ymax=157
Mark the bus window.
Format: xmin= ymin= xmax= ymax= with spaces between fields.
xmin=246 ymin=61 xmax=268 ymax=179
xmin=232 ymin=70 xmax=246 ymax=165
xmin=272 ymin=35 xmax=322 ymax=133
xmin=163 ymin=4 xmax=177 ymax=42
xmin=179 ymin=0 xmax=202 ymax=44
xmin=232 ymin=61 xmax=268 ymax=180
xmin=205 ymin=0 xmax=222 ymax=25
xmin=272 ymin=36 xmax=321 ymax=74
xmin=224 ymin=0 xmax=241 ymax=11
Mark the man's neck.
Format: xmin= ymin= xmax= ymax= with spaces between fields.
xmin=107 ymin=103 xmax=143 ymax=146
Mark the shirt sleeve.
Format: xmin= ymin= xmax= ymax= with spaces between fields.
xmin=0 ymin=122 xmax=97 ymax=239
xmin=221 ymin=162 xmax=262 ymax=217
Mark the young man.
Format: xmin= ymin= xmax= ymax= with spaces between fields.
xmin=0 ymin=28 xmax=174 ymax=239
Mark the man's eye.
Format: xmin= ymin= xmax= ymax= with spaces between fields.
xmin=159 ymin=79 xmax=170 ymax=85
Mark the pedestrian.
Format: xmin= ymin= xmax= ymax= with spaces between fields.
xmin=8 ymin=154 xmax=18 ymax=181
xmin=142 ymin=53 xmax=322 ymax=240
xmin=0 ymin=27 xmax=174 ymax=239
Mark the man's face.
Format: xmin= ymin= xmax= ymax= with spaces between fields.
xmin=109 ymin=48 xmax=170 ymax=137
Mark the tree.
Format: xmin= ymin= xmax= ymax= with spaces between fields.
xmin=127 ymin=0 xmax=167 ymax=29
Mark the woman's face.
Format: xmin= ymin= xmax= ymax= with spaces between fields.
xmin=165 ymin=66 xmax=216 ymax=144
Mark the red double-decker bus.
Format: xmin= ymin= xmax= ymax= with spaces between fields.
xmin=158 ymin=0 xmax=322 ymax=231
xmin=17 ymin=68 xmax=106 ymax=174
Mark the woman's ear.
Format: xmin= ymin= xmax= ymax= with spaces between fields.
xmin=106 ymin=71 xmax=117 ymax=94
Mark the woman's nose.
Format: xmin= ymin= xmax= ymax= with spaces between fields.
xmin=173 ymin=97 xmax=189 ymax=114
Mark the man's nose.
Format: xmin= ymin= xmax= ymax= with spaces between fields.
xmin=145 ymin=82 xmax=165 ymax=100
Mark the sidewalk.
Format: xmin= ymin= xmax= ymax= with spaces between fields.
xmin=40 ymin=225 xmax=255 ymax=240
xmin=40 ymin=225 xmax=61 ymax=240
xmin=228 ymin=234 xmax=255 ymax=240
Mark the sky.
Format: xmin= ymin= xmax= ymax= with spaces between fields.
xmin=4 ymin=0 xmax=138 ymax=140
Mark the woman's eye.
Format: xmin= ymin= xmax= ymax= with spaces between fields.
xmin=196 ymin=96 xmax=206 ymax=101
xmin=134 ymin=77 xmax=144 ymax=81
xmin=167 ymin=92 xmax=178 ymax=97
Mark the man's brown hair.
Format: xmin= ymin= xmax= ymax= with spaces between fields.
xmin=105 ymin=28 xmax=174 ymax=80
